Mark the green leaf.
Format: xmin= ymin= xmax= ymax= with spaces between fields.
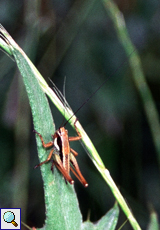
xmin=81 ymin=203 xmax=119 ymax=230
xmin=0 ymin=24 xmax=82 ymax=230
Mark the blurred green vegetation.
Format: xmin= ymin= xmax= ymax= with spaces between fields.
xmin=0 ymin=0 xmax=160 ymax=229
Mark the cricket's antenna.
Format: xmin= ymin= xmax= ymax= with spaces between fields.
xmin=63 ymin=48 xmax=136 ymax=126
xmin=49 ymin=77 xmax=71 ymax=127
xmin=50 ymin=48 xmax=136 ymax=128
xmin=61 ymin=76 xmax=67 ymax=127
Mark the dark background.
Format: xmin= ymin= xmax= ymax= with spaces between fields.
xmin=0 ymin=0 xmax=160 ymax=229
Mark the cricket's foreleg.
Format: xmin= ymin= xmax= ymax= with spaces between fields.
xmin=34 ymin=149 xmax=54 ymax=169
xmin=74 ymin=119 xmax=82 ymax=138
xmin=33 ymin=130 xmax=54 ymax=148
xmin=68 ymin=120 xmax=82 ymax=142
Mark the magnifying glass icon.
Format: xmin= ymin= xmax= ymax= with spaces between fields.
xmin=3 ymin=211 xmax=18 ymax=227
